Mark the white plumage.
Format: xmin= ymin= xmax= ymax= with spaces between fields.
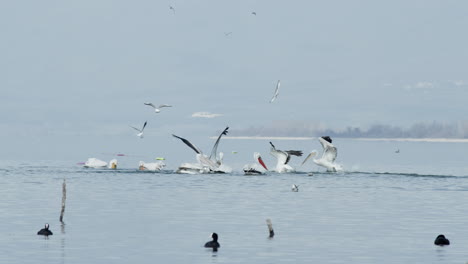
xmin=269 ymin=142 xmax=302 ymax=173
xmin=129 ymin=121 xmax=147 ymax=138
xmin=83 ymin=158 xmax=109 ymax=168
xmin=139 ymin=161 xmax=165 ymax=171
xmin=243 ymin=152 xmax=268 ymax=175
xmin=269 ymin=80 xmax=280 ymax=103
xmin=302 ymin=136 xmax=342 ymax=172
xmin=144 ymin=103 xmax=172 ymax=113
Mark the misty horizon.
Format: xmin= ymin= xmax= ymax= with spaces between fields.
xmin=229 ymin=120 xmax=468 ymax=139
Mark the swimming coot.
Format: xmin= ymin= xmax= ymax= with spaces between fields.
xmin=37 ymin=223 xmax=53 ymax=236
xmin=204 ymin=233 xmax=220 ymax=251
xmin=434 ymin=234 xmax=450 ymax=246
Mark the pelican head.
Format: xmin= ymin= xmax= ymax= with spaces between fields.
xmin=254 ymin=152 xmax=268 ymax=170
xmin=139 ymin=161 xmax=145 ymax=170
xmin=109 ymin=159 xmax=118 ymax=169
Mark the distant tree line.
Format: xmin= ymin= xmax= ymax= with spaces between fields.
xmin=231 ymin=121 xmax=468 ymax=138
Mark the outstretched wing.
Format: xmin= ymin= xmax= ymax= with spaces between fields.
xmin=269 ymin=80 xmax=280 ymax=103
xmin=322 ymin=146 xmax=337 ymax=163
xmin=129 ymin=125 xmax=141 ymax=132
xmin=318 ymin=137 xmax=337 ymax=162
xmin=285 ymin=150 xmax=302 ymax=157
xmin=141 ymin=121 xmax=147 ymax=131
xmin=269 ymin=142 xmax=289 ymax=165
xmin=158 ymin=104 xmax=172 ymax=108
xmin=209 ymin=126 xmax=229 ymax=160
xmin=172 ymin=134 xmax=202 ymax=154
xmin=144 ymin=102 xmax=156 ymax=109
xmin=319 ymin=137 xmax=333 ymax=149
xmin=284 ymin=150 xmax=302 ymax=164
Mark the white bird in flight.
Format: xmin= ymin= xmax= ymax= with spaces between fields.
xmin=270 ymin=80 xmax=280 ymax=103
xmin=144 ymin=103 xmax=172 ymax=113
xmin=129 ymin=121 xmax=147 ymax=138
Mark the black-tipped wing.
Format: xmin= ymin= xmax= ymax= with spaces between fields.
xmin=209 ymin=126 xmax=229 ymax=160
xmin=144 ymin=102 xmax=156 ymax=108
xmin=285 ymin=150 xmax=303 ymax=157
xmin=172 ymin=134 xmax=202 ymax=154
xmin=129 ymin=125 xmax=141 ymax=132
xmin=141 ymin=121 xmax=147 ymax=131
xmin=284 ymin=150 xmax=302 ymax=164
xmin=269 ymin=141 xmax=276 ymax=150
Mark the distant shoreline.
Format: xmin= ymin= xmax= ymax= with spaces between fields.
xmin=213 ymin=136 xmax=468 ymax=143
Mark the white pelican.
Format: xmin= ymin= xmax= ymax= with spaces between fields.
xmin=83 ymin=158 xmax=108 ymax=168
xmin=139 ymin=161 xmax=165 ymax=171
xmin=302 ymin=136 xmax=342 ymax=172
xmin=144 ymin=103 xmax=172 ymax=113
xmin=243 ymin=152 xmax=268 ymax=175
xmin=172 ymin=127 xmax=230 ymax=174
xmin=291 ymin=184 xmax=299 ymax=192
xmin=269 ymin=142 xmax=303 ymax=173
xmin=269 ymin=80 xmax=280 ymax=103
xmin=129 ymin=121 xmax=147 ymax=138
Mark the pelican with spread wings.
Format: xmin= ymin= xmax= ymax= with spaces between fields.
xmin=269 ymin=141 xmax=302 ymax=173
xmin=172 ymin=127 xmax=231 ymax=174
xmin=302 ymin=136 xmax=342 ymax=172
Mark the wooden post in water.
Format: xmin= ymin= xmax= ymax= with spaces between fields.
xmin=266 ymin=219 xmax=274 ymax=238
xmin=59 ymin=179 xmax=67 ymax=223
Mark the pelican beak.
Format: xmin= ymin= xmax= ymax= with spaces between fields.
xmin=258 ymin=157 xmax=268 ymax=170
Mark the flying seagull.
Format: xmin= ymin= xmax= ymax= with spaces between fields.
xmin=224 ymin=32 xmax=232 ymax=37
xmin=144 ymin=103 xmax=172 ymax=113
xmin=129 ymin=121 xmax=147 ymax=138
xmin=251 ymin=11 xmax=257 ymax=16
xmin=169 ymin=5 xmax=175 ymax=14
xmin=269 ymin=80 xmax=280 ymax=103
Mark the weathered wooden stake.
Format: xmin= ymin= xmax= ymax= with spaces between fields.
xmin=266 ymin=219 xmax=274 ymax=238
xmin=59 ymin=179 xmax=67 ymax=223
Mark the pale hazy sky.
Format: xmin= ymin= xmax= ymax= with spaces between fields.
xmin=1 ymin=0 xmax=468 ymax=160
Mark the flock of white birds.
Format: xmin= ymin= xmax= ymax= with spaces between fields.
xmin=83 ymin=81 xmax=342 ymax=174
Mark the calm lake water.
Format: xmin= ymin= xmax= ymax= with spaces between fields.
xmin=1 ymin=138 xmax=468 ymax=263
